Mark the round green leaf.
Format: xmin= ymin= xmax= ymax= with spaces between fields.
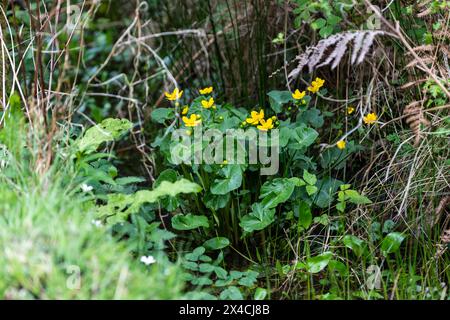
xmin=203 ymin=237 xmax=230 ymax=250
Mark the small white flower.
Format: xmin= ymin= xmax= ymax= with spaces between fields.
xmin=91 ymin=219 xmax=102 ymax=227
xmin=81 ymin=183 xmax=93 ymax=193
xmin=140 ymin=255 xmax=156 ymax=265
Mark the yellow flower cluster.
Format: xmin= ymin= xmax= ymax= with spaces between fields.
xmin=164 ymin=88 xmax=183 ymax=101
xmin=347 ymin=106 xmax=355 ymax=115
xmin=199 ymin=87 xmax=213 ymax=95
xmin=182 ymin=114 xmax=201 ymax=127
xmin=163 ymin=86 xmax=217 ymax=127
xmin=292 ymin=89 xmax=306 ymax=100
xmin=201 ymin=97 xmax=215 ymax=109
xmin=336 ymin=140 xmax=346 ymax=150
xmin=257 ymin=119 xmax=274 ymax=131
xmin=245 ymin=110 xmax=275 ymax=131
xmin=363 ymin=113 xmax=378 ymax=124
xmin=335 ymin=112 xmax=379 ymax=149
xmin=246 ymin=110 xmax=264 ymax=125
xmin=291 ymin=77 xmax=325 ymax=105
xmin=307 ymin=77 xmax=325 ymax=93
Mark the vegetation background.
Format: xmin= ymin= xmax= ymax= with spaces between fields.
xmin=0 ymin=0 xmax=449 ymax=300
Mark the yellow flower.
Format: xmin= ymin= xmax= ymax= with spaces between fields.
xmin=307 ymin=77 xmax=325 ymax=93
xmin=347 ymin=106 xmax=355 ymax=115
xmin=336 ymin=140 xmax=346 ymax=150
xmin=164 ymin=88 xmax=183 ymax=101
xmin=257 ymin=118 xmax=274 ymax=131
xmin=292 ymin=89 xmax=306 ymax=100
xmin=246 ymin=110 xmax=264 ymax=125
xmin=199 ymin=87 xmax=213 ymax=95
xmin=182 ymin=114 xmax=201 ymax=127
xmin=201 ymin=97 xmax=215 ymax=109
xmin=182 ymin=106 xmax=189 ymax=115
xmin=363 ymin=113 xmax=378 ymax=125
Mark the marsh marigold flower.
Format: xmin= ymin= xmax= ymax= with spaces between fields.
xmin=246 ymin=110 xmax=264 ymax=125
xmin=182 ymin=106 xmax=189 ymax=115
xmin=199 ymin=87 xmax=213 ymax=95
xmin=347 ymin=106 xmax=355 ymax=115
xmin=308 ymin=77 xmax=325 ymax=93
xmin=363 ymin=113 xmax=378 ymax=124
xmin=164 ymin=88 xmax=183 ymax=101
xmin=336 ymin=140 xmax=346 ymax=150
xmin=257 ymin=118 xmax=274 ymax=131
xmin=292 ymin=89 xmax=306 ymax=100
xmin=182 ymin=114 xmax=201 ymax=127
xmin=201 ymin=97 xmax=215 ymax=109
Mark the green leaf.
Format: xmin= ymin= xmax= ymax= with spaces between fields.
xmin=203 ymin=237 xmax=230 ymax=250
xmin=311 ymin=18 xmax=326 ymax=30
xmin=306 ymin=185 xmax=318 ymax=196
xmin=96 ymin=179 xmax=202 ymax=224
xmin=182 ymin=261 xmax=198 ymax=271
xmin=344 ymin=190 xmax=372 ymax=205
xmin=303 ymin=170 xmax=317 ymax=185
xmin=297 ymin=108 xmax=324 ymax=128
xmin=214 ymin=267 xmax=228 ymax=279
xmin=220 ymin=286 xmax=243 ymax=300
xmin=115 ymin=176 xmax=146 ymax=185
xmin=279 ymin=127 xmax=292 ymax=147
xmin=336 ymin=201 xmax=346 ymax=212
xmin=0 ymin=93 xmax=25 ymax=158
xmin=314 ymin=214 xmax=329 ymax=226
xmin=319 ymin=25 xmax=334 ymax=38
xmin=191 ymin=277 xmax=213 ymax=286
xmin=296 ymin=201 xmax=312 ymax=230
xmin=342 ymin=235 xmax=366 ymax=257
xmin=382 ymin=220 xmax=395 ymax=234
xmin=204 ymin=192 xmax=230 ymax=210
xmin=238 ymin=276 xmax=257 ymax=287
xmin=289 ymin=125 xmax=319 ymax=149
xmin=328 ymin=260 xmax=348 ymax=276
xmin=254 ymin=288 xmax=268 ymax=300
xmin=172 ymin=214 xmax=209 ymax=231
xmin=199 ymin=255 xmax=213 ymax=262
xmin=199 ymin=263 xmax=215 ymax=273
xmin=267 ymin=90 xmax=294 ymax=113
xmin=185 ymin=246 xmax=206 ymax=261
xmin=154 ymin=169 xmax=178 ymax=186
xmin=76 ymin=118 xmax=133 ymax=155
xmin=211 ymin=165 xmax=243 ymax=195
xmin=327 ymin=14 xmax=342 ymax=26
xmin=313 ymin=178 xmax=342 ymax=208
xmin=381 ymin=232 xmax=405 ymax=256
xmin=260 ymin=178 xmax=298 ymax=209
xmin=151 ymin=108 xmax=174 ymax=124
xmin=239 ymin=203 xmax=275 ymax=233
xmin=306 ymin=252 xmax=333 ymax=273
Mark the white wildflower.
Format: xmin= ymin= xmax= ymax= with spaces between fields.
xmin=81 ymin=183 xmax=93 ymax=193
xmin=91 ymin=219 xmax=102 ymax=227
xmin=140 ymin=255 xmax=156 ymax=265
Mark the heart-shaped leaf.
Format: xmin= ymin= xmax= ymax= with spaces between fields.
xmin=306 ymin=251 xmax=333 ymax=273
xmin=172 ymin=214 xmax=209 ymax=230
xmin=381 ymin=232 xmax=405 ymax=256
xmin=239 ymin=203 xmax=275 ymax=233
xmin=203 ymin=237 xmax=230 ymax=250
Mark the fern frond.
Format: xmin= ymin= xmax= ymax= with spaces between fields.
xmin=403 ymin=100 xmax=430 ymax=147
xmin=288 ymin=31 xmax=385 ymax=81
